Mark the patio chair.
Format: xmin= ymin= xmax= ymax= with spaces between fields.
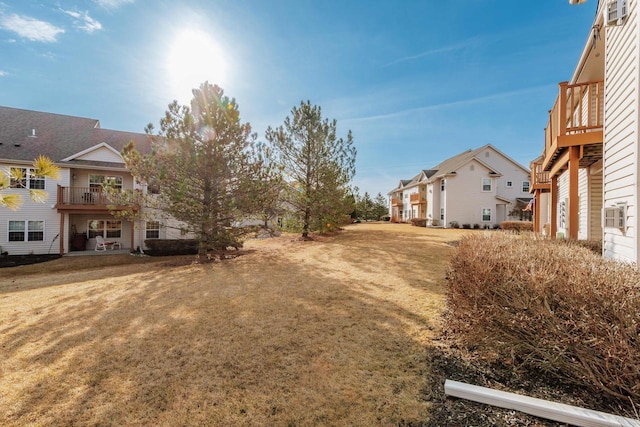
xmin=95 ymin=235 xmax=122 ymax=251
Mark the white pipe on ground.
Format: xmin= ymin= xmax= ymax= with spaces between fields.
xmin=444 ymin=379 xmax=640 ymax=427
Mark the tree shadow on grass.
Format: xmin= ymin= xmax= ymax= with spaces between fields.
xmin=1 ymin=244 xmax=446 ymax=426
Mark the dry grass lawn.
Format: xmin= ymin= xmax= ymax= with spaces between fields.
xmin=0 ymin=223 xmax=470 ymax=426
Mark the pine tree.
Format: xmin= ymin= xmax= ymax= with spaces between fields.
xmin=122 ymin=82 xmax=260 ymax=258
xmin=265 ymin=101 xmax=356 ymax=239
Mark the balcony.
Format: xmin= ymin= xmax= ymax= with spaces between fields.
xmin=391 ymin=197 xmax=403 ymax=207
xmin=55 ymin=186 xmax=137 ymax=212
xmin=542 ymin=80 xmax=604 ymax=174
xmin=529 ymin=161 xmax=551 ymax=192
xmin=410 ymin=193 xmax=426 ymax=204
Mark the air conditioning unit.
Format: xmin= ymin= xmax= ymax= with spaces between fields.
xmin=607 ymin=0 xmax=628 ymax=25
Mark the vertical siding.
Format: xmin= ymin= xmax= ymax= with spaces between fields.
xmin=589 ymin=163 xmax=604 ymax=240
xmin=603 ymin=1 xmax=639 ymax=261
xmin=578 ymin=169 xmax=589 ymax=240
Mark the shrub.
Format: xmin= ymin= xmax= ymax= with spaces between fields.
xmin=144 ymin=239 xmax=198 ymax=255
xmin=449 ymin=221 xmax=459 ymax=229
xmin=462 ymin=223 xmax=471 ymax=229
xmin=500 ymin=220 xmax=533 ymax=233
xmin=410 ymin=218 xmax=427 ymax=227
xmin=446 ymin=233 xmax=640 ymax=404
xmin=473 ymin=224 xmax=480 ymax=229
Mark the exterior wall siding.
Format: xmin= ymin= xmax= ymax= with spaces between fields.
xmin=0 ymin=166 xmax=69 ymax=255
xmin=603 ymin=1 xmax=639 ymax=261
xmin=589 ymin=162 xmax=604 ymax=241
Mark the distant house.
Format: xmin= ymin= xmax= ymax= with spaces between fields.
xmin=0 ymin=106 xmax=186 ymax=255
xmin=529 ymin=1 xmax=638 ymax=261
xmin=388 ymin=144 xmax=531 ymax=227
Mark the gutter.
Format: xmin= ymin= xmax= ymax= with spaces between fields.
xmin=445 ymin=380 xmax=640 ymax=427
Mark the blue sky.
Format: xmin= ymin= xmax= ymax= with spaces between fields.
xmin=0 ymin=0 xmax=598 ymax=197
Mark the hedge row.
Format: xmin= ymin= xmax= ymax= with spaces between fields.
xmin=447 ymin=233 xmax=640 ymax=404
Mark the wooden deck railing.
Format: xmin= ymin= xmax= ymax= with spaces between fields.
xmin=530 ymin=161 xmax=550 ymax=191
xmin=410 ymin=193 xmax=426 ymax=204
xmin=391 ymin=197 xmax=402 ymax=207
xmin=543 ymin=80 xmax=604 ymax=170
xmin=56 ymin=186 xmax=134 ymax=208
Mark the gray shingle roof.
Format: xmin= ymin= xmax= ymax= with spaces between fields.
xmin=0 ymin=106 xmax=151 ymax=165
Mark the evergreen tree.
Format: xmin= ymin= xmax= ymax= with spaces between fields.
xmin=265 ymin=101 xmax=356 ymax=238
xmin=372 ymin=192 xmax=389 ymax=220
xmin=122 ymin=82 xmax=260 ymax=258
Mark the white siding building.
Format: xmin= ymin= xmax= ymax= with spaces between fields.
xmin=530 ymin=0 xmax=640 ymax=262
xmin=389 ymin=144 xmax=531 ymax=228
xmin=0 ymin=106 xmax=187 ymax=255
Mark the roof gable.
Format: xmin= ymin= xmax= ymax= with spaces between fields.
xmin=62 ymin=142 xmax=122 ymax=162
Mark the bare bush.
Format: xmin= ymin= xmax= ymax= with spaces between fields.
xmin=500 ymin=221 xmax=533 ymax=233
xmin=446 ymin=233 xmax=640 ymax=404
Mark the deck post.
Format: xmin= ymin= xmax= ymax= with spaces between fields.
xmin=59 ymin=213 xmax=65 ymax=255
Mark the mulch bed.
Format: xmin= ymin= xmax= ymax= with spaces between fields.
xmin=0 ymin=254 xmax=62 ymax=268
xmin=423 ymin=332 xmax=637 ymax=426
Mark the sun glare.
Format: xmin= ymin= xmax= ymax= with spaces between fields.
xmin=166 ymin=29 xmax=227 ymax=103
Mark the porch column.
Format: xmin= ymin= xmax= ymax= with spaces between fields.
xmin=550 ymin=175 xmax=558 ymax=239
xmin=568 ymin=146 xmax=580 ymax=239
xmin=130 ymin=221 xmax=135 ymax=251
xmin=533 ymin=189 xmax=541 ymax=234
xmin=59 ymin=213 xmax=64 ymax=255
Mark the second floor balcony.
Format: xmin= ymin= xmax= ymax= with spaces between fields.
xmin=529 ymin=160 xmax=551 ymax=192
xmin=55 ymin=186 xmax=138 ymax=212
xmin=410 ymin=193 xmax=426 ymax=204
xmin=391 ymin=197 xmax=402 ymax=207
xmin=543 ymin=80 xmax=604 ymax=173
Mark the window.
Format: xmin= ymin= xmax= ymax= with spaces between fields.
xmin=88 ymin=219 xmax=122 ymax=239
xmin=440 ymin=180 xmax=445 ymax=191
xmin=522 ymin=181 xmax=530 ymax=193
xmin=29 ymin=170 xmax=45 ymax=189
xmin=146 ymin=221 xmax=160 ymax=239
xmin=440 ymin=208 xmax=444 ymax=221
xmin=8 ymin=220 xmax=44 ymax=241
xmin=506 ymin=181 xmax=513 ymax=188
xmin=482 ymin=178 xmax=492 ymax=192
xmin=9 ymin=168 xmax=27 ymax=188
xmin=482 ymin=208 xmax=492 ymax=222
xmin=9 ymin=167 xmax=46 ymax=190
xmin=89 ymin=174 xmax=123 ymax=190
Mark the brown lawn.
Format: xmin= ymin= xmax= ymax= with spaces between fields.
xmin=0 ymin=223 xmax=470 ymax=426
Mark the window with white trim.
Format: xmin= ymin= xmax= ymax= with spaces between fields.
xmin=8 ymin=220 xmax=44 ymax=241
xmin=88 ymin=219 xmax=122 ymax=239
xmin=9 ymin=167 xmax=26 ymax=188
xmin=89 ymin=174 xmax=123 ymax=190
xmin=506 ymin=181 xmax=513 ymax=188
xmin=146 ymin=221 xmax=160 ymax=239
xmin=440 ymin=180 xmax=445 ymax=191
xmin=522 ymin=181 xmax=530 ymax=193
xmin=482 ymin=178 xmax=492 ymax=192
xmin=440 ymin=208 xmax=444 ymax=221
xmin=481 ymin=208 xmax=492 ymax=222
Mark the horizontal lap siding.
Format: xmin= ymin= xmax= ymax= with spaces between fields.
xmin=603 ymin=5 xmax=639 ymax=262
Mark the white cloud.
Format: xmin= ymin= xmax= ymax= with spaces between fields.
xmin=61 ymin=9 xmax=102 ymax=33
xmin=0 ymin=13 xmax=64 ymax=42
xmin=93 ymin=0 xmax=134 ymax=9
xmin=0 ymin=70 xmax=7 ymax=77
